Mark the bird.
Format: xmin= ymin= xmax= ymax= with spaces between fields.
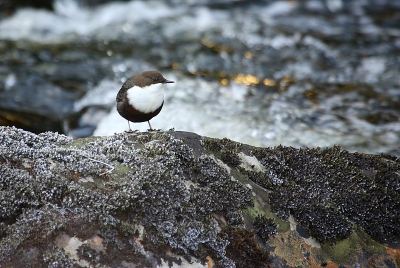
xmin=116 ymin=70 xmax=174 ymax=132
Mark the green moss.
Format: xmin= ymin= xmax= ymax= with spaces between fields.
xmin=244 ymin=198 xmax=289 ymax=233
xmin=69 ymin=136 xmax=100 ymax=148
xmin=110 ymin=164 xmax=131 ymax=179
xmin=321 ymin=235 xmax=357 ymax=264
xmin=352 ymin=225 xmax=386 ymax=255
xmin=321 ymin=226 xmax=386 ymax=264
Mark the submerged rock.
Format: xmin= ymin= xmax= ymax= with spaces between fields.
xmin=0 ymin=126 xmax=398 ymax=267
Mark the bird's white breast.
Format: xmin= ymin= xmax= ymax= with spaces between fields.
xmin=126 ymin=83 xmax=164 ymax=113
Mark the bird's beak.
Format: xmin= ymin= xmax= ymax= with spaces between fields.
xmin=165 ymin=79 xmax=175 ymax=84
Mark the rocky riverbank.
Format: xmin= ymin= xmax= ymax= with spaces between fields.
xmin=0 ymin=126 xmax=398 ymax=267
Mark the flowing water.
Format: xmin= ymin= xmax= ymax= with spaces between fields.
xmin=0 ymin=0 xmax=399 ymax=156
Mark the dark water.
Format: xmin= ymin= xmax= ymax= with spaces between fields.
xmin=0 ymin=0 xmax=399 ymax=156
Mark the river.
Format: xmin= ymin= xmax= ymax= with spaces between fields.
xmin=0 ymin=0 xmax=399 ymax=156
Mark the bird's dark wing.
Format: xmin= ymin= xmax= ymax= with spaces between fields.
xmin=116 ymin=80 xmax=134 ymax=102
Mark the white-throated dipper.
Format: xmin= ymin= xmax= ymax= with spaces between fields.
xmin=116 ymin=70 xmax=174 ymax=132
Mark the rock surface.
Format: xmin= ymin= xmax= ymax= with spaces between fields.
xmin=0 ymin=126 xmax=399 ymax=267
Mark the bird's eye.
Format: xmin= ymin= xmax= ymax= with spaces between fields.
xmin=152 ymin=78 xmax=158 ymax=82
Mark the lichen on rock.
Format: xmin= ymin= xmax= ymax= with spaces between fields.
xmin=0 ymin=126 xmax=399 ymax=267
xmin=0 ymin=127 xmax=258 ymax=267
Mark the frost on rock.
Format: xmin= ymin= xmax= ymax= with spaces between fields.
xmin=0 ymin=126 xmax=398 ymax=268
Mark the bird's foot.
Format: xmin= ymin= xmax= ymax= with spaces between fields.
xmin=124 ymin=129 xmax=139 ymax=134
xmin=147 ymin=128 xmax=163 ymax=132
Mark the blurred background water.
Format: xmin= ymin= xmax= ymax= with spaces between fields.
xmin=0 ymin=0 xmax=399 ymax=156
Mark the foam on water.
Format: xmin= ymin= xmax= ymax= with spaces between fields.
xmin=73 ymin=79 xmax=120 ymax=112
xmin=0 ymin=0 xmax=297 ymax=42
xmin=0 ymin=0 xmax=180 ymax=41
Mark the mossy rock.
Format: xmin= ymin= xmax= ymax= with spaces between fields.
xmin=0 ymin=126 xmax=398 ymax=267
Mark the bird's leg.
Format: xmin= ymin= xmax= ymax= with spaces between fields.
xmin=147 ymin=121 xmax=153 ymax=131
xmin=124 ymin=120 xmax=134 ymax=133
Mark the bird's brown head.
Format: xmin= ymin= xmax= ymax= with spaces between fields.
xmin=133 ymin=70 xmax=174 ymax=87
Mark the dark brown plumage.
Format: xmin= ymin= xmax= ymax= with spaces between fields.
xmin=116 ymin=70 xmax=174 ymax=132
